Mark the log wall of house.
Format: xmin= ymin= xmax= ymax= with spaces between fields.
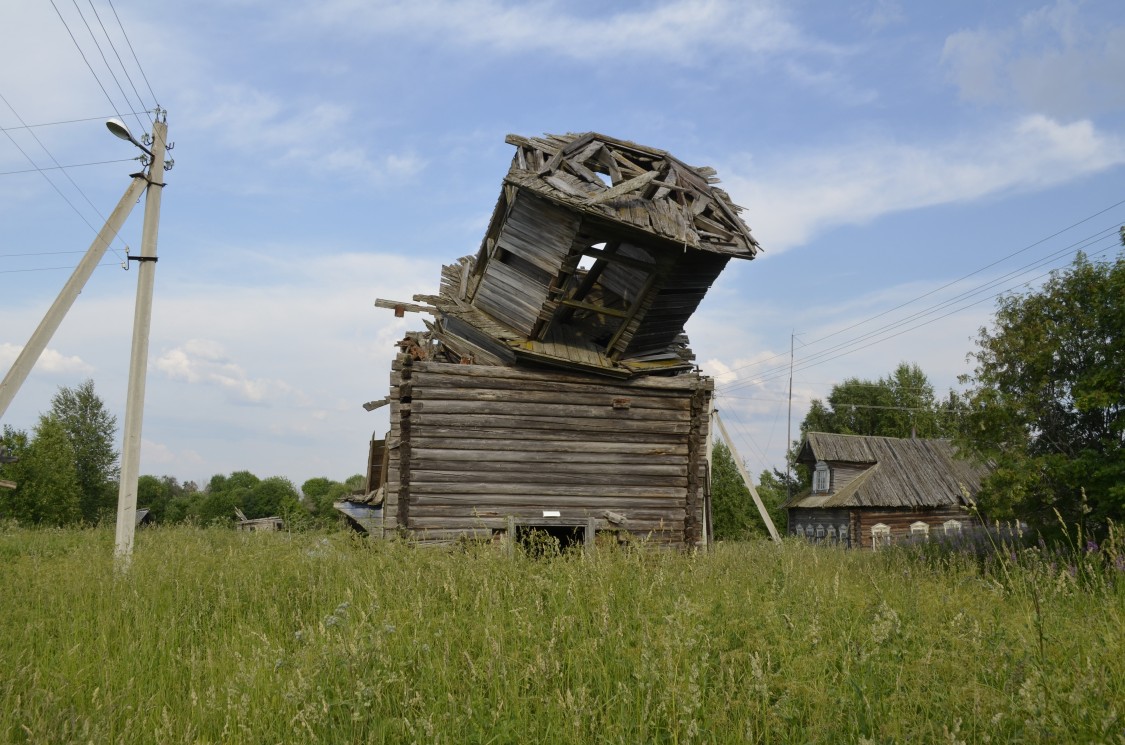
xmin=788 ymin=508 xmax=851 ymax=547
xmin=852 ymin=506 xmax=977 ymax=549
xmin=383 ymin=355 xmax=712 ymax=547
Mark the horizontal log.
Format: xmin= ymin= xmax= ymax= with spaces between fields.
xmin=411 ymin=399 xmax=689 ymax=422
xmin=408 ymin=360 xmax=710 ymax=391
xmin=408 ymin=372 xmax=696 ymax=400
xmin=411 ymin=441 xmax=684 ymax=459
xmin=407 ymin=493 xmax=686 ymax=509
xmin=407 ymin=517 xmax=684 ymax=533
xmin=408 ymin=388 xmax=689 ymax=411
xmin=409 ymin=468 xmax=686 ymax=489
xmin=407 ymin=482 xmax=686 ymax=499
xmin=407 ymin=429 xmax=684 ymax=445
xmin=411 ymin=412 xmax=691 ymax=435
xmin=410 ymin=434 xmax=687 ymax=452
xmin=411 ymin=446 xmax=686 ymax=464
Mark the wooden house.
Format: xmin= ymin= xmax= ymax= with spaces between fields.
xmin=342 ymin=132 xmax=760 ymax=549
xmin=784 ymin=432 xmax=989 ymax=549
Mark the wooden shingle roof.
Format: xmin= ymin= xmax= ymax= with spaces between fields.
xmin=503 ymin=132 xmax=760 ymax=258
xmin=788 ymin=432 xmax=989 ymax=509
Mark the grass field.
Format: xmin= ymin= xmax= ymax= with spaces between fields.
xmin=0 ymin=524 xmax=1122 ymax=744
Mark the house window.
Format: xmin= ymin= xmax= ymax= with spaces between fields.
xmin=839 ymin=524 xmax=849 ymax=546
xmin=815 ymin=524 xmax=825 ymax=543
xmin=826 ymin=524 xmax=837 ymax=543
xmin=795 ymin=525 xmax=805 ymax=538
xmin=812 ymin=461 xmax=830 ymax=493
xmin=871 ymin=523 xmax=891 ymax=549
xmin=910 ymin=521 xmax=930 ymax=539
xmin=943 ymin=519 xmax=962 ymax=535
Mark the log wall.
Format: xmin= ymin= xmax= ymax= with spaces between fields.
xmin=383 ymin=355 xmax=712 ymax=547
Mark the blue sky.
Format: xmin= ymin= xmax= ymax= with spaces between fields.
xmin=2 ymin=0 xmax=1124 ymax=487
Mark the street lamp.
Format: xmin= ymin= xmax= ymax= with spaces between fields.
xmin=105 ymin=118 xmax=153 ymax=158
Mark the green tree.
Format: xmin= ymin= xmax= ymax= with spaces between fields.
xmin=1 ymin=416 xmax=82 ymax=525
xmin=710 ymin=441 xmax=754 ymax=540
xmin=709 ymin=442 xmax=786 ymax=540
xmin=244 ymin=476 xmax=300 ymax=519
xmin=49 ymin=380 xmax=119 ymax=522
xmin=755 ymin=468 xmax=794 ymax=532
xmin=959 ymin=251 xmax=1125 ymax=532
xmin=801 ymin=363 xmax=948 ymax=440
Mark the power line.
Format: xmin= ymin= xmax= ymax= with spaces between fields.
xmin=718 ymin=226 xmax=1122 ymax=394
xmin=50 ymin=0 xmax=127 ymax=123
xmin=0 ymin=158 xmax=136 ymax=177
xmin=107 ymin=0 xmax=158 ymax=105
xmin=0 ymin=261 xmax=121 ymax=275
xmin=67 ymin=0 xmax=146 ymax=133
xmin=83 ymin=0 xmax=152 ymax=129
xmin=724 ymin=237 xmax=1122 ymax=391
xmin=714 ymin=198 xmax=1125 ymax=384
xmin=0 ymin=92 xmax=130 ymax=262
xmin=0 ymin=112 xmax=150 ymax=131
xmin=0 ymin=250 xmax=91 ymax=258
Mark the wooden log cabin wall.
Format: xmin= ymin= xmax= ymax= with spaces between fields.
xmin=343 ymin=132 xmax=761 ymax=549
xmin=376 ymin=358 xmax=713 ymax=547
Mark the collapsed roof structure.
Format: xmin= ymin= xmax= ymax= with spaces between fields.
xmin=343 ymin=132 xmax=759 ymax=548
xmin=418 ymin=131 xmax=759 ymax=377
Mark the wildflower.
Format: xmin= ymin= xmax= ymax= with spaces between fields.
xmin=1085 ymin=540 xmax=1099 ymax=554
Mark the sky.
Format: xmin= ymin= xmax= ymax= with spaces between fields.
xmin=1 ymin=0 xmax=1124 ymax=490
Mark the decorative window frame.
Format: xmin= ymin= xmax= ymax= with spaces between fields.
xmin=812 ymin=461 xmax=830 ymax=494
xmin=910 ymin=521 xmax=930 ymax=539
xmin=871 ymin=523 xmax=891 ymax=549
xmin=943 ymin=519 xmax=963 ymax=535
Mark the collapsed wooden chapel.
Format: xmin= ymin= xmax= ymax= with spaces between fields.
xmin=338 ymin=132 xmax=759 ymax=548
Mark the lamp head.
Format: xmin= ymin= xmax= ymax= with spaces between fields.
xmin=106 ymin=118 xmax=133 ymax=142
xmin=105 ymin=118 xmax=153 ymax=158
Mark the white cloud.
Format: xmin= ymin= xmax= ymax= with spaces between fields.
xmin=154 ymin=339 xmax=312 ymax=407
xmin=184 ymin=84 xmax=424 ymax=184
xmin=293 ymin=0 xmax=834 ymax=63
xmin=0 ymin=342 xmax=94 ymax=375
xmin=941 ymin=0 xmax=1125 ymax=116
xmin=724 ymin=115 xmax=1125 ymax=251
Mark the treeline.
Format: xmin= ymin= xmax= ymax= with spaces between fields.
xmin=136 ymin=471 xmax=364 ymax=527
xmin=0 ymin=379 xmax=362 ymax=528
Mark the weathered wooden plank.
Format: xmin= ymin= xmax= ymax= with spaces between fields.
xmin=410 ymin=437 xmax=688 ymax=455
xmin=405 ymin=515 xmax=685 ymax=532
xmin=413 ymin=459 xmax=686 ymax=478
xmin=408 ymin=493 xmax=684 ymax=508
xmin=411 ymin=412 xmax=692 ymax=435
xmin=412 ymin=398 xmax=690 ymax=422
xmin=409 ymin=370 xmax=701 ymax=397
xmin=408 ymin=482 xmax=686 ymax=498
xmin=411 ymin=467 xmax=687 ymax=488
xmin=408 ymin=360 xmax=710 ymax=391
xmin=411 ymin=447 xmax=687 ymax=465
xmin=410 ymin=425 xmax=685 ymax=445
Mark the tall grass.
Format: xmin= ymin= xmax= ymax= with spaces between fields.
xmin=0 ymin=523 xmax=1122 ymax=743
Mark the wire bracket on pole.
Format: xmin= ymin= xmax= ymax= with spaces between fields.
xmin=126 ymin=255 xmax=158 ymax=263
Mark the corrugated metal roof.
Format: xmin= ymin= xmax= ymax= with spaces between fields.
xmin=788 ymin=432 xmax=989 ymax=509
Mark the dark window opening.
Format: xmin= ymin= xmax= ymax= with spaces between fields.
xmin=515 ymin=525 xmax=585 ymax=556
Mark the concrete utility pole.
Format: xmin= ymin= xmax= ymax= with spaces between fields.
xmin=0 ymin=176 xmax=148 ymax=421
xmin=114 ymin=117 xmax=167 ymax=565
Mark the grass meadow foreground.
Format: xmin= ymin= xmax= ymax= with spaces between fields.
xmin=0 ymin=525 xmax=1122 ymax=744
